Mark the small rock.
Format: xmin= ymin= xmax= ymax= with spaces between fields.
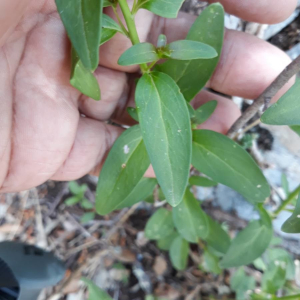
xmin=153 ymin=256 xmax=168 ymax=276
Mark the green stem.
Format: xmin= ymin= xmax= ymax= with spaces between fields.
xmin=273 ymin=185 xmax=300 ymax=218
xmin=272 ymin=294 xmax=300 ymax=300
xmin=118 ymin=0 xmax=148 ymax=73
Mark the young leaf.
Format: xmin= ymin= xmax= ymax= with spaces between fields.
xmin=165 ymin=40 xmax=217 ymax=60
xmin=157 ymin=231 xmax=179 ymax=251
xmin=169 ymin=236 xmax=189 ymax=271
xmin=102 ymin=14 xmax=122 ymax=32
xmin=281 ymin=173 xmax=289 ymax=197
xmin=82 ymin=278 xmax=113 ymax=300
xmin=69 ymin=181 xmax=82 ymax=195
xmin=139 ymin=0 xmax=185 ymax=18
xmin=81 ymin=198 xmax=94 ymax=210
xmin=96 ymin=126 xmax=150 ymax=215
xmin=81 ymin=212 xmax=96 ymax=223
xmin=220 ymin=209 xmax=273 ymax=268
xmin=202 ymin=249 xmax=222 ymax=275
xmin=281 ymin=192 xmax=300 ymax=233
xmin=127 ymin=107 xmax=139 ymax=122
xmin=118 ymin=43 xmax=159 ymax=66
xmin=230 ymin=268 xmax=256 ymax=300
xmin=262 ymin=262 xmax=286 ymax=294
xmin=261 ymin=80 xmax=300 ymax=125
xmin=145 ymin=208 xmax=174 ymax=240
xmin=205 ymin=216 xmax=230 ymax=255
xmin=192 ymin=130 xmax=270 ymax=204
xmin=291 ymin=125 xmax=300 ymax=136
xmin=136 ymin=72 xmax=192 ymax=207
xmin=65 ymin=196 xmax=81 ymax=206
xmin=114 ymin=178 xmax=157 ymax=210
xmin=56 ymin=0 xmax=103 ymax=71
xmin=173 ymin=189 xmax=209 ymax=243
xmin=70 ymin=48 xmax=101 ymax=100
xmin=266 ymin=248 xmax=295 ymax=280
xmin=191 ymin=101 xmax=218 ymax=125
xmin=100 ymin=15 xmax=124 ymax=46
xmin=156 ymin=4 xmax=224 ymax=101
xmin=189 ymin=176 xmax=218 ymax=187
xmin=101 ymin=28 xmax=117 ymax=45
xmin=103 ymin=0 xmax=113 ymax=7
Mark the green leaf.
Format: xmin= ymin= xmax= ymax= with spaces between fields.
xmin=145 ymin=208 xmax=174 ymax=240
xmin=81 ymin=212 xmax=95 ymax=223
xmin=103 ymin=0 xmax=112 ymax=7
xmin=173 ymin=189 xmax=209 ymax=243
xmin=262 ymin=262 xmax=286 ymax=294
xmin=191 ymin=101 xmax=218 ymax=125
xmin=100 ymin=28 xmax=117 ymax=45
xmin=202 ymin=249 xmax=221 ymax=275
xmin=96 ymin=126 xmax=150 ymax=215
xmin=157 ymin=231 xmax=179 ymax=251
xmin=55 ymin=0 xmax=103 ymax=71
xmin=127 ymin=107 xmax=139 ymax=122
xmin=136 ymin=72 xmax=192 ymax=207
xmin=266 ymin=248 xmax=295 ymax=280
xmin=220 ymin=209 xmax=273 ymax=268
xmin=65 ymin=196 xmax=81 ymax=206
xmin=261 ymin=80 xmax=300 ymax=125
xmin=281 ymin=173 xmax=289 ymax=197
xmin=118 ymin=43 xmax=159 ymax=66
xmin=230 ymin=268 xmax=256 ymax=300
xmin=192 ymin=130 xmax=270 ymax=204
xmin=70 ymin=48 xmax=101 ymax=100
xmin=165 ymin=40 xmax=217 ymax=60
xmin=69 ymin=181 xmax=82 ymax=195
xmin=205 ymin=216 xmax=230 ymax=255
xmin=290 ymin=125 xmax=300 ymax=136
xmin=81 ymin=198 xmax=94 ymax=210
xmin=114 ymin=178 xmax=157 ymax=210
xmin=102 ymin=14 xmax=122 ymax=32
xmin=169 ymin=236 xmax=189 ymax=270
xmin=281 ymin=192 xmax=300 ymax=233
xmin=82 ymin=278 xmax=113 ymax=300
xmin=189 ymin=176 xmax=218 ymax=187
xmin=156 ymin=3 xmax=224 ymax=101
xmin=139 ymin=0 xmax=185 ymax=18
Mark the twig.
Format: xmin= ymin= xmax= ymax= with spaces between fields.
xmin=232 ymin=118 xmax=261 ymax=140
xmin=228 ymin=55 xmax=300 ymax=138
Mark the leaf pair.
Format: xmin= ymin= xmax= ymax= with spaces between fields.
xmin=118 ymin=40 xmax=217 ymax=66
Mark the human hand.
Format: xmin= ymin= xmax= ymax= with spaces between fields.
xmin=0 ymin=0 xmax=297 ymax=193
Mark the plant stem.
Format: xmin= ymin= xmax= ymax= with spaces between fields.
xmin=228 ymin=54 xmax=300 ymax=138
xmin=112 ymin=6 xmax=129 ymax=37
xmin=273 ymin=185 xmax=300 ymax=218
xmin=118 ymin=0 xmax=148 ymax=73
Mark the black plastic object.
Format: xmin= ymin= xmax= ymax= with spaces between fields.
xmin=0 ymin=241 xmax=66 ymax=300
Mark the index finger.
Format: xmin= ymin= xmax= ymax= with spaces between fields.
xmin=207 ymin=0 xmax=298 ymax=24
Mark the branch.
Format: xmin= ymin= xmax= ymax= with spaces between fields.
xmin=227 ymin=54 xmax=300 ymax=138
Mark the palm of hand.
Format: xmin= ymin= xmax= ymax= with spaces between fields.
xmin=0 ymin=0 xmax=295 ymax=193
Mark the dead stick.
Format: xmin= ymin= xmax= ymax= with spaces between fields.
xmin=227 ymin=54 xmax=300 ymax=138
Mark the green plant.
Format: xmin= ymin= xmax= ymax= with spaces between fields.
xmin=55 ymin=0 xmax=300 ymax=299
xmin=65 ymin=181 xmax=95 ymax=223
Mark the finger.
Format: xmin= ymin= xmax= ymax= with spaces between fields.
xmin=191 ymin=90 xmax=241 ymax=134
xmin=207 ymin=0 xmax=297 ymax=24
xmin=208 ymin=30 xmax=294 ymax=102
xmin=51 ymin=117 xmax=123 ymax=181
xmin=78 ymin=66 xmax=129 ymax=121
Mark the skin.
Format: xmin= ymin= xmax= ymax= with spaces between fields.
xmin=0 ymin=0 xmax=297 ymax=193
